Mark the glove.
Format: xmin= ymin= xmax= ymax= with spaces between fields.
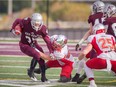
xmin=75 ymin=44 xmax=82 ymax=51
xmin=10 ymin=29 xmax=17 ymax=35
xmin=50 ymin=53 xmax=55 ymax=60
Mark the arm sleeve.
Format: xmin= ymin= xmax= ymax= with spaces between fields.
xmin=88 ymin=15 xmax=92 ymax=24
xmin=43 ymin=35 xmax=53 ymax=53
xmin=11 ymin=18 xmax=22 ymax=29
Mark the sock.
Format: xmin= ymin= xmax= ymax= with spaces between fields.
xmin=30 ymin=59 xmax=37 ymax=71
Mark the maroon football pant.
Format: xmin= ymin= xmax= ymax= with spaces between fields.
xmin=19 ymin=42 xmax=45 ymax=65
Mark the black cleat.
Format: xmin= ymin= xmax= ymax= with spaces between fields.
xmin=41 ymin=76 xmax=48 ymax=82
xmin=27 ymin=69 xmax=37 ymax=81
xmin=58 ymin=76 xmax=71 ymax=83
xmin=72 ymin=73 xmax=80 ymax=82
xmin=34 ymin=68 xmax=41 ymax=74
xmin=77 ymin=73 xmax=87 ymax=84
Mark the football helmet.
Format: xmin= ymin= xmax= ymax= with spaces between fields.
xmin=92 ymin=23 xmax=105 ymax=34
xmin=31 ymin=13 xmax=43 ymax=31
xmin=52 ymin=35 xmax=67 ymax=50
xmin=50 ymin=35 xmax=58 ymax=43
xmin=92 ymin=1 xmax=105 ymax=14
xmin=103 ymin=4 xmax=116 ymax=18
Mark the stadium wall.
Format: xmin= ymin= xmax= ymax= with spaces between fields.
xmin=0 ymin=29 xmax=88 ymax=40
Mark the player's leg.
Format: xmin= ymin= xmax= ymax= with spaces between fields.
xmin=38 ymin=58 xmax=48 ymax=82
xmin=72 ymin=59 xmax=85 ymax=82
xmin=19 ymin=43 xmax=38 ymax=81
xmin=111 ymin=60 xmax=116 ymax=74
xmin=27 ymin=59 xmax=38 ymax=81
xmin=59 ymin=59 xmax=73 ymax=82
xmin=76 ymin=72 xmax=87 ymax=84
xmin=85 ymin=58 xmax=107 ymax=87
xmin=34 ymin=44 xmax=49 ymax=82
xmin=76 ymin=49 xmax=97 ymax=84
xmin=19 ymin=43 xmax=47 ymax=82
xmin=34 ymin=60 xmax=60 ymax=74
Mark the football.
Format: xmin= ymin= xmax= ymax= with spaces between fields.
xmin=14 ymin=24 xmax=22 ymax=35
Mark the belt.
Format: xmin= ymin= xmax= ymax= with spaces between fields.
xmin=104 ymin=50 xmax=113 ymax=53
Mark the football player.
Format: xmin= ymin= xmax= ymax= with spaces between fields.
xmin=11 ymin=13 xmax=53 ymax=82
xmin=33 ymin=35 xmax=75 ymax=82
xmin=103 ymin=3 xmax=116 ymax=39
xmin=72 ymin=0 xmax=105 ymax=83
xmin=77 ymin=23 xmax=116 ymax=87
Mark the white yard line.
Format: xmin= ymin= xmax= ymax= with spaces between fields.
xmin=0 ymin=60 xmax=30 ymax=62
xmin=0 ymin=72 xmax=115 ymax=79
xmin=0 ymin=79 xmax=115 ymax=87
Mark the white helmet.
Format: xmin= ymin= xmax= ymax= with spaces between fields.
xmin=50 ymin=35 xmax=58 ymax=44
xmin=103 ymin=4 xmax=116 ymax=18
xmin=92 ymin=1 xmax=105 ymax=14
xmin=31 ymin=13 xmax=43 ymax=31
xmin=93 ymin=23 xmax=105 ymax=34
xmin=56 ymin=35 xmax=67 ymax=47
xmin=51 ymin=35 xmax=67 ymax=50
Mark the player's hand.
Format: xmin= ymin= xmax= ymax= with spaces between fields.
xmin=10 ymin=29 xmax=16 ymax=35
xmin=50 ymin=53 xmax=55 ymax=60
xmin=75 ymin=44 xmax=82 ymax=51
xmin=75 ymin=44 xmax=80 ymax=51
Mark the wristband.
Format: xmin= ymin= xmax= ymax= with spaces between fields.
xmin=78 ymin=39 xmax=84 ymax=45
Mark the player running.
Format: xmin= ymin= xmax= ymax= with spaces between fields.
xmin=11 ymin=13 xmax=53 ymax=82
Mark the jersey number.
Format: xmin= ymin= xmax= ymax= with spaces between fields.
xmin=112 ymin=23 xmax=116 ymax=36
xmin=98 ymin=38 xmax=114 ymax=50
xmin=94 ymin=18 xmax=104 ymax=25
xmin=25 ymin=36 xmax=35 ymax=44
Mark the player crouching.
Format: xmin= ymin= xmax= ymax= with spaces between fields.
xmin=34 ymin=35 xmax=75 ymax=82
xmin=76 ymin=23 xmax=116 ymax=87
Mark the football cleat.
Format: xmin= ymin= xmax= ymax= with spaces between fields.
xmin=77 ymin=73 xmax=87 ymax=84
xmin=72 ymin=73 xmax=80 ymax=82
xmin=58 ymin=76 xmax=71 ymax=83
xmin=41 ymin=76 xmax=48 ymax=82
xmin=34 ymin=68 xmax=41 ymax=74
xmin=27 ymin=69 xmax=37 ymax=81
xmin=88 ymin=84 xmax=97 ymax=87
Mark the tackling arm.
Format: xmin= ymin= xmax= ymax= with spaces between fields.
xmin=76 ymin=23 xmax=92 ymax=51
xmin=77 ymin=43 xmax=93 ymax=61
xmin=43 ymin=35 xmax=53 ymax=53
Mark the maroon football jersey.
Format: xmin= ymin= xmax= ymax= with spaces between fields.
xmin=103 ymin=17 xmax=116 ymax=39
xmin=88 ymin=12 xmax=104 ymax=26
xmin=18 ymin=17 xmax=48 ymax=46
xmin=12 ymin=18 xmax=54 ymax=53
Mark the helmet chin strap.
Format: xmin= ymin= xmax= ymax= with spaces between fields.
xmin=32 ymin=23 xmax=43 ymax=31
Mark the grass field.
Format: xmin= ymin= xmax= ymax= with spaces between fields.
xmin=0 ymin=38 xmax=116 ymax=87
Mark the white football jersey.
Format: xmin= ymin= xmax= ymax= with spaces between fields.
xmin=53 ymin=45 xmax=74 ymax=62
xmin=87 ymin=33 xmax=116 ymax=60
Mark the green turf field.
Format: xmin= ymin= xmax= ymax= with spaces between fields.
xmin=0 ymin=56 xmax=116 ymax=87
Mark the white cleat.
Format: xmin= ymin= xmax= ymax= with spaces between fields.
xmin=88 ymin=84 xmax=97 ymax=87
xmin=30 ymin=77 xmax=38 ymax=81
